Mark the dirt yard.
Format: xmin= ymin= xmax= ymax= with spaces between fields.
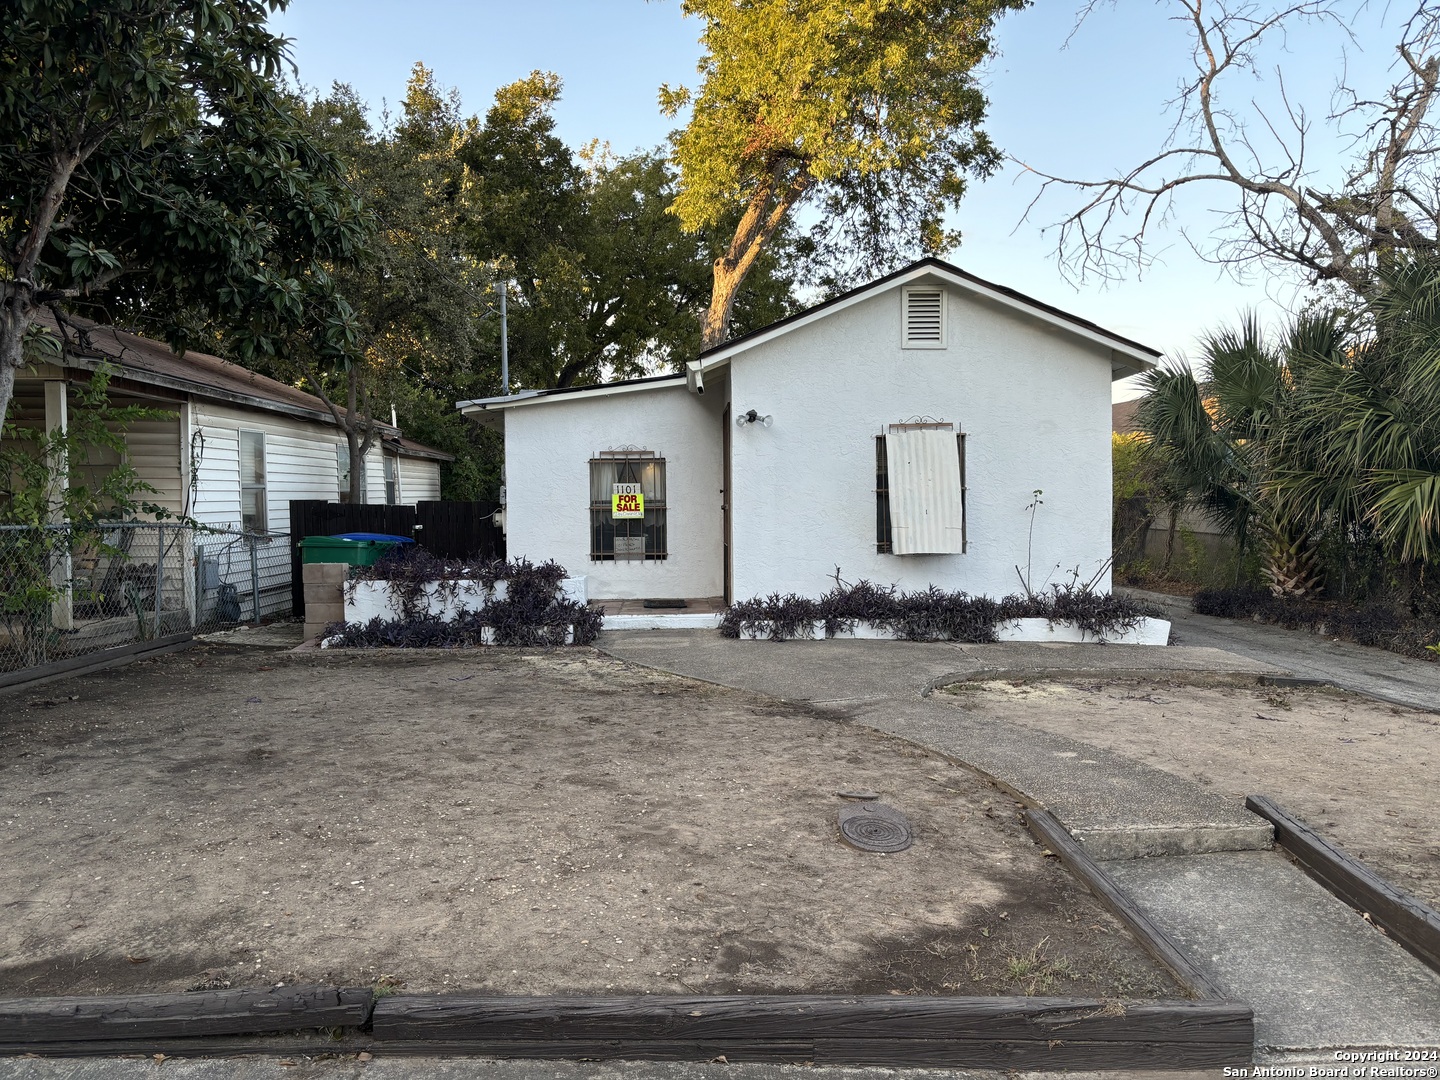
xmin=940 ymin=678 xmax=1440 ymax=906
xmin=0 ymin=645 xmax=1178 ymax=1001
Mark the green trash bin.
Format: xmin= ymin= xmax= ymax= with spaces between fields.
xmin=301 ymin=535 xmax=407 ymax=567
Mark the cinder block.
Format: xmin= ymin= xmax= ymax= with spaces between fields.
xmin=303 ymin=562 xmax=348 ymax=585
xmin=305 ymin=620 xmax=334 ymax=642
xmin=306 ymin=601 xmax=344 ymax=625
xmin=304 ymin=581 xmax=343 ymax=606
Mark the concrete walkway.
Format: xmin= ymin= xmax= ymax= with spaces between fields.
xmin=597 ymin=631 xmax=1440 ymax=1059
xmin=1125 ymin=588 xmax=1440 ymax=712
xmin=601 ymin=635 xmax=1282 ymax=858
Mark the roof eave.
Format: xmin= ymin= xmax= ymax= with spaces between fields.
xmin=686 ymin=259 xmax=1162 ymax=381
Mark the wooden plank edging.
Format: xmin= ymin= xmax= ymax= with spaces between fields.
xmin=1247 ymin=794 xmax=1440 ymax=973
xmin=0 ymin=985 xmax=372 ymax=1043
xmin=0 ymin=987 xmax=1253 ymax=1067
xmin=0 ymin=633 xmax=193 ymax=693
xmin=1023 ymin=808 xmax=1230 ymax=1000
xmin=369 ymin=994 xmax=1253 ymax=1069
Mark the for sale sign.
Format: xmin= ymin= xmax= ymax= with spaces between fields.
xmin=611 ymin=483 xmax=644 ymax=519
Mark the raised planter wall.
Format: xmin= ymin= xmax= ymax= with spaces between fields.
xmin=994 ymin=616 xmax=1171 ymax=646
xmin=733 ymin=617 xmax=1170 ymax=645
xmin=343 ymin=576 xmax=587 ymax=625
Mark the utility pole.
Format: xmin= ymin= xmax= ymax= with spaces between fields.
xmin=500 ymin=280 xmax=509 ymax=397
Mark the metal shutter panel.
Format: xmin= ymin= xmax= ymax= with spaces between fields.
xmin=886 ymin=426 xmax=964 ymax=554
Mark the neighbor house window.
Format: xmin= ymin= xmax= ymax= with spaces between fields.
xmin=383 ymin=454 xmax=398 ymax=505
xmin=337 ymin=443 xmax=365 ymax=503
xmin=239 ymin=430 xmax=267 ymax=534
xmin=902 ymin=285 xmax=946 ymax=348
xmin=875 ymin=423 xmax=966 ymax=554
xmin=590 ymin=450 xmax=667 ymax=561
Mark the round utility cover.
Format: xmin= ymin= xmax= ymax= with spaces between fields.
xmin=837 ymin=802 xmax=913 ymax=853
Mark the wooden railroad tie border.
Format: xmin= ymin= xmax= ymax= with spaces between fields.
xmin=1023 ymin=807 xmax=1232 ymax=1001
xmin=0 ymin=985 xmax=372 ymax=1045
xmin=0 ymin=633 xmax=194 ymax=693
xmin=0 ymin=987 xmax=1254 ymax=1068
xmin=1247 ymin=794 xmax=1440 ymax=973
xmin=369 ymin=994 xmax=1253 ymax=1069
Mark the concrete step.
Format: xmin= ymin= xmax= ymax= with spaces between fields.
xmin=1102 ymin=850 xmax=1440 ymax=1059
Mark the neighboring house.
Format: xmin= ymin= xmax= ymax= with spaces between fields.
xmin=5 ymin=311 xmax=452 ymax=531
xmin=460 ymin=257 xmax=1159 ymax=604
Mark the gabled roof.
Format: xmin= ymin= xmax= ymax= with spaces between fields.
xmin=32 ymin=311 xmax=452 ymax=460
xmin=457 ymin=259 xmax=1161 ymax=426
xmin=687 ymin=257 xmax=1160 ymax=381
xmin=457 ymin=372 xmax=687 ymax=422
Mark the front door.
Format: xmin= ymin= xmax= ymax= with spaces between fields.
xmin=722 ymin=404 xmax=732 ymax=604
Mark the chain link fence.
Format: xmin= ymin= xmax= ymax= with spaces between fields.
xmin=0 ymin=522 xmax=293 ymax=679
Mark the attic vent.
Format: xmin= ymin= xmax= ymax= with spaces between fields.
xmin=903 ymin=286 xmax=945 ymax=348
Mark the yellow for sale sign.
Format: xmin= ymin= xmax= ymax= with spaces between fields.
xmin=611 ymin=483 xmax=644 ymax=519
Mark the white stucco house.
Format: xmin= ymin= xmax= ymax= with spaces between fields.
xmin=459 ymin=258 xmax=1158 ymax=606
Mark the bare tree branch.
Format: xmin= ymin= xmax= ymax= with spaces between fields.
xmin=1026 ymin=0 xmax=1440 ymax=298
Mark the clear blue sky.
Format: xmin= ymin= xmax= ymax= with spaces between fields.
xmin=272 ymin=1 xmax=1405 ymax=398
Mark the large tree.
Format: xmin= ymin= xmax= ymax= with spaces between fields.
xmin=1029 ymin=1 xmax=1440 ymax=299
xmin=285 ymin=68 xmax=494 ymax=502
xmin=0 ymin=0 xmax=368 ymax=429
xmin=661 ymin=0 xmax=1027 ymax=349
xmin=461 ymin=73 xmax=798 ymax=386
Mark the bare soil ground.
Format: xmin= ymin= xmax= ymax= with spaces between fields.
xmin=0 ymin=646 xmax=1178 ymax=1000
xmin=940 ymin=679 xmax=1440 ymax=906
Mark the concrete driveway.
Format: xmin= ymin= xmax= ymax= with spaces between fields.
xmin=1126 ymin=588 xmax=1440 ymax=712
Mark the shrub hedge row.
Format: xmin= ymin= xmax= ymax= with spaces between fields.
xmin=719 ymin=581 xmax=1164 ymax=642
xmin=1192 ymin=586 xmax=1439 ymax=660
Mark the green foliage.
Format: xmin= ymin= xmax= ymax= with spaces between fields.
xmin=0 ymin=365 xmax=171 ymax=528
xmin=0 ymin=360 xmax=176 ymax=666
xmin=1271 ymin=259 xmax=1440 ymax=566
xmin=0 ymin=0 xmax=368 ymax=425
xmin=461 ymin=74 xmax=800 ymax=388
xmin=665 ymin=0 xmax=1026 ymax=344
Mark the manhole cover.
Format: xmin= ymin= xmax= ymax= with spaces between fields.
xmin=837 ymin=802 xmax=913 ymax=853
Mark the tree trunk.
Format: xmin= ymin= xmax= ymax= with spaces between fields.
xmin=699 ymin=167 xmax=810 ymax=352
xmin=0 ymin=285 xmax=36 ymax=427
xmin=701 ymin=262 xmax=745 ymax=352
xmin=1162 ymin=506 xmax=1179 ymax=574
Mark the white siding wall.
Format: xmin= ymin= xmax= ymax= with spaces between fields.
xmin=191 ymin=402 xmax=345 ymax=530
xmin=398 ymin=456 xmax=442 ymax=503
xmin=726 ymin=282 xmax=1114 ymax=599
xmin=504 ymin=386 xmax=725 ymax=599
xmin=117 ymin=401 xmax=183 ymax=515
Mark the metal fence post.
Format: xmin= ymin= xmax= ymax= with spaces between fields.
xmin=154 ymin=523 xmax=165 ymax=639
xmin=249 ymin=533 xmax=261 ymax=624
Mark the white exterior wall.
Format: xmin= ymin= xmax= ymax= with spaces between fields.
xmin=398 ymin=456 xmax=442 ymax=502
xmin=190 ymin=402 xmax=347 ymax=531
xmin=504 ymin=385 xmax=725 ymax=599
xmin=726 ymin=282 xmax=1114 ymax=600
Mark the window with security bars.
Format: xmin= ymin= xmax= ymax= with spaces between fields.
xmin=590 ymin=451 xmax=667 ymax=561
xmin=875 ymin=427 xmax=966 ymax=553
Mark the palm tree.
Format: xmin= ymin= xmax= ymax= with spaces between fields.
xmin=1136 ymin=314 xmax=1324 ymax=595
xmin=1272 ymin=259 xmax=1440 ymax=573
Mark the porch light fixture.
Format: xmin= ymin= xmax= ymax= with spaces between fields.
xmin=736 ymin=409 xmax=773 ymax=429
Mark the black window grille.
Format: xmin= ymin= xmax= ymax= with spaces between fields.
xmin=589 ymin=451 xmax=667 ymax=561
xmin=874 ymin=431 xmax=967 ymax=554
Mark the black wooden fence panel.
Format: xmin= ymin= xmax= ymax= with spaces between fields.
xmin=289 ymin=500 xmax=505 ymax=617
xmin=416 ymin=501 xmax=505 ymax=561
